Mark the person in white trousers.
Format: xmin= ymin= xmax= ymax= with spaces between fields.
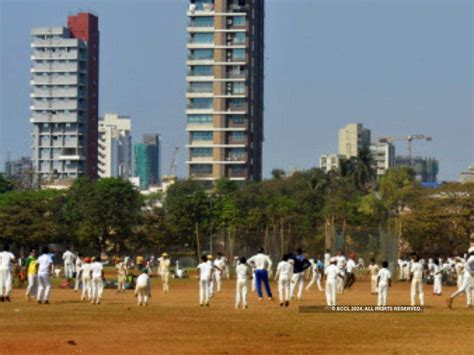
xmin=305 ymin=257 xmax=323 ymax=292
xmin=90 ymin=257 xmax=104 ymax=305
xmin=135 ymin=269 xmax=151 ymax=306
xmin=368 ymin=258 xmax=380 ymax=295
xmin=335 ymin=251 xmax=347 ymax=294
xmin=24 ymin=249 xmax=38 ymax=300
xmin=36 ymin=247 xmax=54 ymax=304
xmin=448 ymin=247 xmax=474 ymax=309
xmin=80 ymin=257 xmax=92 ymax=302
xmin=455 ymin=257 xmax=465 ymax=289
xmin=158 ymin=253 xmax=171 ymax=293
xmin=74 ymin=253 xmax=83 ymax=292
xmin=116 ymin=258 xmax=127 ymax=293
xmin=376 ymin=261 xmax=392 ymax=306
xmin=410 ymin=254 xmax=424 ymax=306
xmin=0 ymin=244 xmax=16 ymax=302
xmin=432 ymin=258 xmax=443 ymax=296
xmin=235 ymin=256 xmax=250 ymax=309
xmin=197 ymin=255 xmax=213 ymax=307
xmin=213 ymin=253 xmax=226 ymax=292
xmin=62 ymin=249 xmax=76 ymax=279
xmin=275 ymin=254 xmax=293 ymax=307
xmin=289 ymin=249 xmax=311 ymax=301
xmin=324 ymin=257 xmax=344 ymax=306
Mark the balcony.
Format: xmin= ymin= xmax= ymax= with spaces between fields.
xmin=31 ymin=38 xmax=79 ymax=48
xmin=226 ymin=102 xmax=247 ymax=113
xmin=31 ymin=100 xmax=79 ymax=111
xmin=31 ymin=50 xmax=86 ymax=61
xmin=31 ymin=62 xmax=82 ymax=73
xmin=31 ymin=75 xmax=86 ymax=86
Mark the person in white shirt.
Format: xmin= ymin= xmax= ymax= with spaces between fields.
xmin=376 ymin=261 xmax=392 ymax=306
xmin=158 ymin=253 xmax=171 ymax=293
xmin=79 ymin=257 xmax=92 ymax=302
xmin=324 ymin=249 xmax=331 ymax=269
xmin=247 ymin=248 xmax=273 ymax=300
xmin=36 ymin=247 xmax=54 ymax=304
xmin=116 ymin=258 xmax=126 ymax=293
xmin=135 ymin=269 xmax=151 ymax=306
xmin=305 ymin=257 xmax=323 ymax=292
xmin=90 ymin=257 xmax=104 ymax=305
xmin=62 ymin=249 xmax=76 ymax=279
xmin=448 ymin=247 xmax=474 ymax=309
xmin=335 ymin=251 xmax=346 ymax=294
xmin=213 ymin=252 xmax=226 ymax=292
xmin=206 ymin=255 xmax=218 ymax=298
xmin=0 ymin=244 xmax=16 ymax=302
xmin=432 ymin=258 xmax=443 ymax=296
xmin=275 ymin=254 xmax=293 ymax=307
xmin=454 ymin=257 xmax=465 ymax=289
xmin=368 ymin=258 xmax=380 ymax=295
xmin=410 ymin=254 xmax=424 ymax=306
xmin=235 ymin=256 xmax=250 ymax=309
xmin=197 ymin=255 xmax=213 ymax=307
xmin=74 ymin=253 xmax=83 ymax=292
xmin=344 ymin=254 xmax=359 ymax=289
xmin=324 ymin=257 xmax=344 ymax=306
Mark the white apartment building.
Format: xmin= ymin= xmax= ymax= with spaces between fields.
xmin=320 ymin=154 xmax=345 ymax=173
xmin=369 ymin=141 xmax=395 ymax=177
xmin=338 ymin=123 xmax=371 ymax=158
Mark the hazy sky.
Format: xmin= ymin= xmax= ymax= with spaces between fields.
xmin=0 ymin=0 xmax=472 ymax=181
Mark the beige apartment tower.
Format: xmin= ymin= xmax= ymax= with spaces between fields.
xmin=186 ymin=0 xmax=264 ymax=183
xmin=338 ymin=123 xmax=371 ymax=158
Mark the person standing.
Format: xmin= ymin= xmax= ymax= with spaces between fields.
xmin=80 ymin=257 xmax=92 ymax=302
xmin=289 ymin=249 xmax=311 ymax=301
xmin=335 ymin=250 xmax=347 ymax=294
xmin=305 ymin=257 xmax=323 ymax=292
xmin=0 ymin=244 xmax=16 ymax=302
xmin=432 ymin=258 xmax=443 ymax=296
xmin=135 ymin=268 xmax=151 ymax=306
xmin=455 ymin=257 xmax=465 ymax=289
xmin=197 ymin=255 xmax=213 ymax=307
xmin=90 ymin=257 xmax=104 ymax=305
xmin=36 ymin=247 xmax=53 ymax=304
xmin=368 ymin=258 xmax=380 ymax=295
xmin=62 ymin=249 xmax=76 ymax=279
xmin=376 ymin=261 xmax=392 ymax=306
xmin=158 ymin=253 xmax=171 ymax=293
xmin=344 ymin=254 xmax=358 ymax=290
xmin=324 ymin=257 xmax=344 ymax=306
xmin=324 ymin=249 xmax=331 ymax=269
xmin=74 ymin=253 xmax=83 ymax=292
xmin=410 ymin=254 xmax=425 ymax=306
xmin=275 ymin=254 xmax=293 ymax=307
xmin=116 ymin=258 xmax=127 ymax=293
xmin=448 ymin=247 xmax=474 ymax=309
xmin=214 ymin=253 xmax=226 ymax=292
xmin=247 ymin=248 xmax=273 ymax=301
xmin=235 ymin=256 xmax=250 ymax=309
xmin=25 ymin=249 xmax=38 ymax=300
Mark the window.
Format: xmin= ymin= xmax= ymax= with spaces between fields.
xmin=231 ymin=165 xmax=244 ymax=173
xmin=191 ymin=148 xmax=212 ymax=157
xmin=191 ymin=131 xmax=213 ymax=140
xmin=190 ymin=164 xmax=212 ymax=174
xmin=191 ymin=33 xmax=214 ymax=44
xmin=230 ymin=131 xmax=245 ymax=141
xmin=189 ymin=82 xmax=213 ymax=93
xmin=229 ymin=148 xmax=245 ymax=157
xmin=232 ymin=82 xmax=245 ymax=94
xmin=190 ymin=65 xmax=213 ymax=76
xmin=229 ymin=98 xmax=245 ymax=106
xmin=232 ymin=49 xmax=245 ymax=60
xmin=234 ymin=32 xmax=245 ymax=44
xmin=193 ymin=16 xmax=214 ymax=27
xmin=190 ymin=49 xmax=213 ymax=60
xmin=190 ymin=98 xmax=213 ymax=109
xmin=233 ymin=16 xmax=246 ymax=26
xmin=188 ymin=115 xmax=213 ymax=124
xmin=228 ymin=115 xmax=244 ymax=124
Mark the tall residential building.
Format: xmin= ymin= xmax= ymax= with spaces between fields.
xmin=98 ymin=113 xmax=132 ymax=178
xmin=186 ymin=0 xmax=264 ymax=183
xmin=30 ymin=13 xmax=99 ymax=184
xmin=133 ymin=134 xmax=161 ymax=190
xmin=369 ymin=140 xmax=395 ymax=177
xmin=338 ymin=123 xmax=371 ymax=158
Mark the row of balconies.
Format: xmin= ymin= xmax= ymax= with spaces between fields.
xmin=31 ymin=76 xmax=87 ymax=86
xmin=31 ymin=87 xmax=86 ymax=98
xmin=31 ymin=62 xmax=86 ymax=73
xmin=32 ymin=50 xmax=87 ymax=61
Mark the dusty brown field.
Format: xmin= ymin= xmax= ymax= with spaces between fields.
xmin=0 ymin=274 xmax=473 ymax=354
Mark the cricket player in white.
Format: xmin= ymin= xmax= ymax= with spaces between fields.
xmin=455 ymin=257 xmax=464 ymax=289
xmin=335 ymin=251 xmax=346 ymax=294
xmin=80 ymin=257 xmax=92 ymax=301
xmin=116 ymin=258 xmax=126 ymax=293
xmin=305 ymin=258 xmax=323 ymax=292
xmin=368 ymin=258 xmax=380 ymax=294
xmin=324 ymin=249 xmax=331 ymax=269
xmin=74 ymin=253 xmax=83 ymax=292
xmin=135 ymin=269 xmax=151 ymax=306
xmin=235 ymin=256 xmax=250 ymax=309
xmin=214 ymin=253 xmax=226 ymax=292
xmin=376 ymin=261 xmax=391 ymax=306
xmin=62 ymin=249 xmax=76 ymax=279
xmin=410 ymin=255 xmax=424 ymax=306
xmin=223 ymin=255 xmax=230 ymax=279
xmin=158 ymin=253 xmax=171 ymax=293
xmin=197 ymin=255 xmax=213 ymax=306
xmin=24 ymin=249 xmax=38 ymax=300
xmin=432 ymin=258 xmax=443 ymax=295
xmin=247 ymin=248 xmax=273 ymax=300
xmin=0 ymin=244 xmax=16 ymax=302
xmin=90 ymin=257 xmax=104 ymax=305
xmin=289 ymin=249 xmax=311 ymax=301
xmin=325 ymin=257 xmax=343 ymax=306
xmin=36 ymin=247 xmax=53 ymax=304
xmin=275 ymin=254 xmax=293 ymax=307
xmin=448 ymin=247 xmax=474 ymax=309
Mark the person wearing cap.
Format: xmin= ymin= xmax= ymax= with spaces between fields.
xmin=90 ymin=256 xmax=104 ymax=305
xmin=135 ymin=268 xmax=151 ymax=306
xmin=448 ymin=247 xmax=474 ymax=309
xmin=158 ymin=252 xmax=171 ymax=293
xmin=79 ymin=257 xmax=92 ymax=301
xmin=324 ymin=257 xmax=344 ymax=306
xmin=247 ymin=247 xmax=273 ymax=301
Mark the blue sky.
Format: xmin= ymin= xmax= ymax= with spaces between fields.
xmin=0 ymin=0 xmax=472 ymax=181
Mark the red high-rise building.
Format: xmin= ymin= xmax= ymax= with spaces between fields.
xmin=67 ymin=13 xmax=100 ymax=179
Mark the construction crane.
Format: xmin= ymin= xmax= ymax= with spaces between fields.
xmin=167 ymin=146 xmax=179 ymax=178
xmin=378 ymin=135 xmax=432 ymax=161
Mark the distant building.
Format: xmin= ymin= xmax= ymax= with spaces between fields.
xmin=369 ymin=140 xmax=395 ymax=177
xmin=460 ymin=165 xmax=474 ymax=183
xmin=4 ymin=157 xmax=33 ymax=187
xmin=98 ymin=113 xmax=132 ymax=179
xmin=133 ymin=134 xmax=161 ymax=190
xmin=319 ymin=154 xmax=345 ymax=173
xmin=338 ymin=123 xmax=371 ymax=158
xmin=31 ymin=13 xmax=99 ymax=184
xmin=395 ymin=156 xmax=439 ymax=183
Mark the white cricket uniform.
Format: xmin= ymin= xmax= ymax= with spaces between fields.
xmin=455 ymin=261 xmax=464 ymax=289
xmin=222 ymin=256 xmax=230 ymax=279
xmin=158 ymin=257 xmax=171 ymax=293
xmin=450 ymin=255 xmax=474 ymax=306
xmin=432 ymin=264 xmax=442 ymax=295
xmin=325 ymin=264 xmax=340 ymax=306
xmin=377 ymin=268 xmax=391 ymax=306
xmin=306 ymin=260 xmax=323 ymax=292
xmin=336 ymin=255 xmax=346 ymax=294
xmin=36 ymin=254 xmax=53 ymax=302
xmin=235 ymin=263 xmax=249 ymax=308
xmin=324 ymin=253 xmax=331 ymax=268
xmin=74 ymin=257 xmax=83 ymax=291
xmin=62 ymin=250 xmax=76 ymax=278
xmin=276 ymin=261 xmax=293 ymax=303
xmin=213 ymin=258 xmax=226 ymax=292
xmin=0 ymin=251 xmax=15 ymax=298
xmin=90 ymin=262 xmax=104 ymax=304
xmin=80 ymin=263 xmax=92 ymax=301
xmin=410 ymin=261 xmax=424 ymax=306
xmin=135 ymin=273 xmax=151 ymax=305
xmin=368 ymin=264 xmax=380 ymax=294
xmin=197 ymin=262 xmax=212 ymax=305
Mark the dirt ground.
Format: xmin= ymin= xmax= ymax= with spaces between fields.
xmin=0 ymin=273 xmax=473 ymax=354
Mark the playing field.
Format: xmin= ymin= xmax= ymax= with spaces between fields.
xmin=0 ymin=273 xmax=473 ymax=354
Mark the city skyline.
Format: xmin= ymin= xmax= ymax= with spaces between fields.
xmin=1 ymin=0 xmax=472 ymax=181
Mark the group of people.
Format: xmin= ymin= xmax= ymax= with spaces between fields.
xmin=1 ymin=244 xmax=473 ymax=310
